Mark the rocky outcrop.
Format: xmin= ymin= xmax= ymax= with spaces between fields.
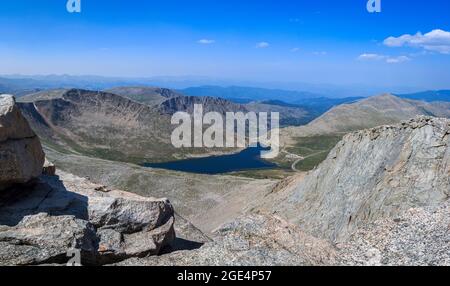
xmin=260 ymin=116 xmax=450 ymax=242
xmin=157 ymin=95 xmax=248 ymax=115
xmin=0 ymin=94 xmax=45 ymax=190
xmin=337 ymin=200 xmax=450 ymax=266
xmin=104 ymin=87 xmax=183 ymax=106
xmin=42 ymin=159 xmax=56 ymax=176
xmin=0 ymin=171 xmax=175 ymax=265
xmin=118 ymin=205 xmax=450 ymax=266
xmin=116 ymin=214 xmax=337 ymax=266
xmin=0 ymin=213 xmax=98 ymax=265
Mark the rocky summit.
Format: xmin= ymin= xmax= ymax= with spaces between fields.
xmin=116 ymin=214 xmax=337 ymax=266
xmin=259 ymin=116 xmax=450 ymax=242
xmin=0 ymin=94 xmax=45 ymax=191
xmin=0 ymin=171 xmax=175 ymax=266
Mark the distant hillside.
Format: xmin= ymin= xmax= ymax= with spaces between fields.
xmin=181 ymin=86 xmax=324 ymax=103
xmin=284 ymin=94 xmax=450 ymax=137
xmin=16 ymin=88 xmax=275 ymax=164
xmin=0 ymin=75 xmax=153 ymax=93
xmin=158 ymin=95 xmax=247 ymax=115
xmin=245 ymin=101 xmax=314 ymax=127
xmin=17 ymin=89 xmax=183 ymax=163
xmin=104 ymin=86 xmax=323 ymax=127
xmin=105 ymin=86 xmax=183 ymax=106
xmin=0 ymin=77 xmax=43 ymax=96
xmin=16 ymin=89 xmax=69 ymax=102
xmin=397 ymin=90 xmax=450 ymax=102
xmin=275 ymin=94 xmax=450 ymax=172
xmin=293 ymin=97 xmax=363 ymax=114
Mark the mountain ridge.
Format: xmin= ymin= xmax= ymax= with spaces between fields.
xmin=284 ymin=93 xmax=450 ymax=138
xmin=260 ymin=116 xmax=450 ymax=242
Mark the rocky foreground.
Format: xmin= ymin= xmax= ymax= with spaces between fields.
xmin=0 ymin=95 xmax=176 ymax=265
xmin=1 ymin=93 xmax=449 ymax=266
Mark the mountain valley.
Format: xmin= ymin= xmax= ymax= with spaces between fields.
xmin=1 ymin=86 xmax=449 ymax=266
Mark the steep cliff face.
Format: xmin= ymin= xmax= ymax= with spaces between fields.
xmin=260 ymin=116 xmax=450 ymax=242
xmin=105 ymin=87 xmax=183 ymax=106
xmin=157 ymin=95 xmax=248 ymax=115
xmin=0 ymin=95 xmax=45 ymax=190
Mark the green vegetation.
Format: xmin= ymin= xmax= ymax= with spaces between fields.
xmin=230 ymin=168 xmax=293 ymax=180
xmin=287 ymin=135 xmax=343 ymax=171
xmin=294 ymin=151 xmax=330 ymax=171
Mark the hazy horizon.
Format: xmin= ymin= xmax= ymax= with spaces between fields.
xmin=1 ymin=72 xmax=439 ymax=98
xmin=1 ymin=0 xmax=450 ymax=89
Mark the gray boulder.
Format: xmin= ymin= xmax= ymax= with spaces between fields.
xmin=0 ymin=172 xmax=175 ymax=265
xmin=0 ymin=213 xmax=98 ymax=266
xmin=116 ymin=214 xmax=337 ymax=266
xmin=337 ymin=200 xmax=450 ymax=266
xmin=0 ymin=94 xmax=45 ymax=190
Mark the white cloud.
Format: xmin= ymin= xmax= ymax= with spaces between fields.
xmin=384 ymin=29 xmax=450 ymax=54
xmin=256 ymin=42 xmax=270 ymax=48
xmin=358 ymin=53 xmax=386 ymax=61
xmin=291 ymin=47 xmax=300 ymax=52
xmin=386 ymin=56 xmax=411 ymax=64
xmin=198 ymin=39 xmax=215 ymax=45
xmin=357 ymin=53 xmax=411 ymax=64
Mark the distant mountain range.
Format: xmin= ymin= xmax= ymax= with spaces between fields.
xmin=284 ymin=93 xmax=450 ymax=137
xmin=396 ymin=90 xmax=450 ymax=102
xmin=102 ymin=86 xmax=318 ymax=127
xmin=1 ymin=74 xmax=440 ymax=99
xmin=180 ymin=86 xmax=325 ymax=102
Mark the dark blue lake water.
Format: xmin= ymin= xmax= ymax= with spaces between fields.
xmin=143 ymin=146 xmax=277 ymax=175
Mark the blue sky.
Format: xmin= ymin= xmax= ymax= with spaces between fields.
xmin=1 ymin=0 xmax=450 ymax=89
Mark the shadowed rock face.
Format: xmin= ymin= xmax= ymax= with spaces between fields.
xmin=157 ymin=95 xmax=248 ymax=115
xmin=0 ymin=94 xmax=45 ymax=190
xmin=115 ymin=214 xmax=337 ymax=266
xmin=0 ymin=213 xmax=99 ymax=266
xmin=0 ymin=172 xmax=176 ymax=266
xmin=260 ymin=116 xmax=450 ymax=242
